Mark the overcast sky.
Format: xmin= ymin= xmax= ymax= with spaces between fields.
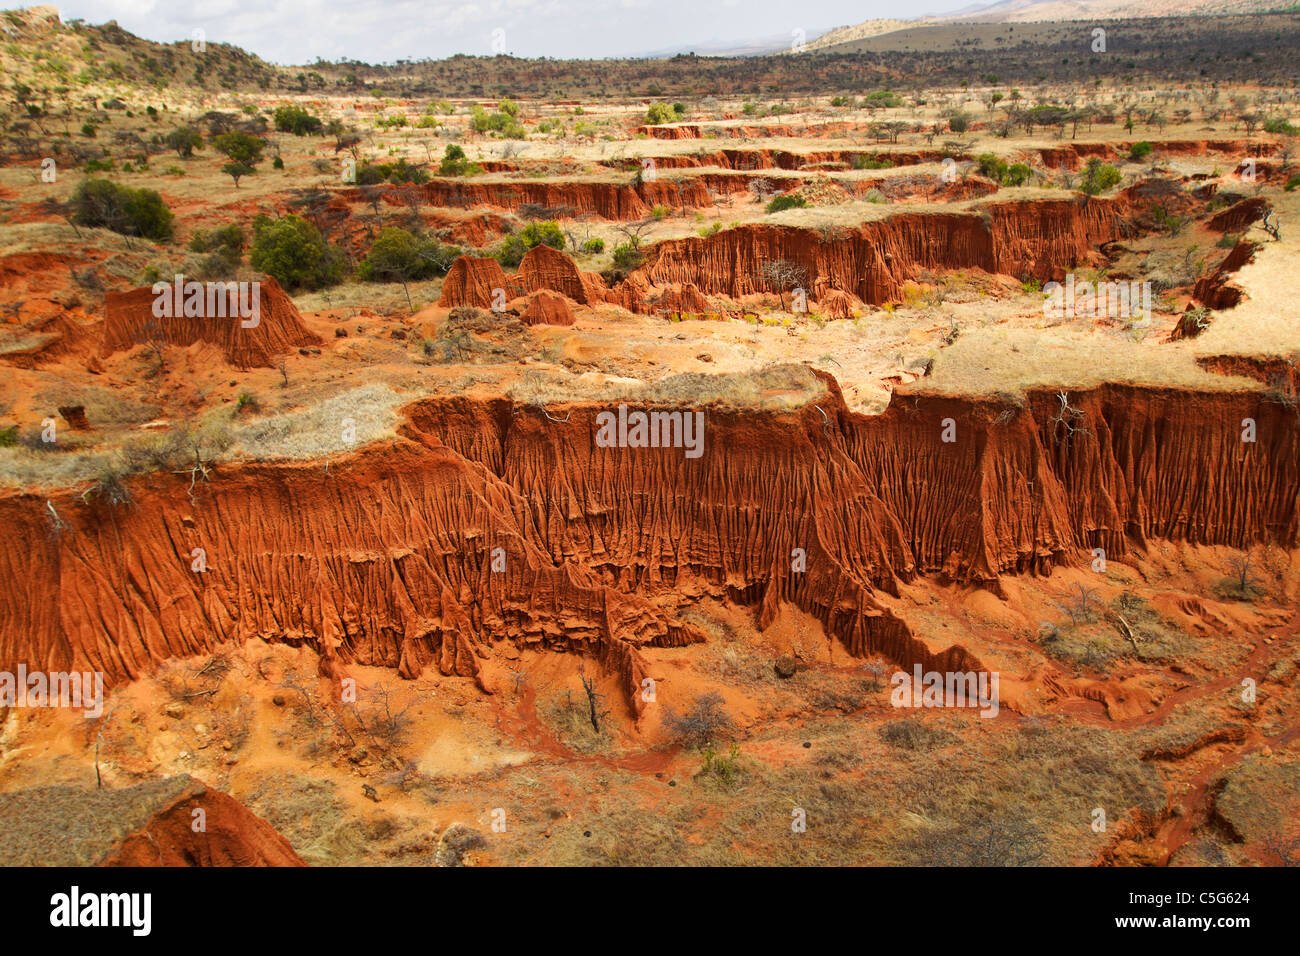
xmin=55 ymin=0 xmax=983 ymax=63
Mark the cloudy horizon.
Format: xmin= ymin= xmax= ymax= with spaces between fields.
xmin=52 ymin=0 xmax=983 ymax=64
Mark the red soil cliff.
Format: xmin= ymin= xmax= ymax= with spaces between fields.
xmin=1 ymin=375 xmax=1294 ymax=712
xmin=101 ymin=275 xmax=321 ymax=369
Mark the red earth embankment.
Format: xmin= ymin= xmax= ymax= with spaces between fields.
xmin=102 ymin=275 xmax=321 ymax=369
xmin=599 ymin=148 xmax=958 ymax=172
xmin=436 ymin=193 xmax=1152 ymax=314
xmin=1194 ymin=239 xmax=1258 ymax=309
xmin=632 ymin=192 xmax=1137 ymax=303
xmin=438 ymin=244 xmax=656 ymax=314
xmin=0 ymin=776 xmax=304 ymax=866
xmin=1037 ymin=139 xmax=1271 ymax=170
xmin=1 ymin=375 xmax=1295 ymax=710
xmin=366 ymin=173 xmax=789 ymax=220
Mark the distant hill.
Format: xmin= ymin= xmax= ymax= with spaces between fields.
xmin=806 ymin=0 xmax=1292 ymax=53
xmin=951 ymin=0 xmax=1290 ymax=20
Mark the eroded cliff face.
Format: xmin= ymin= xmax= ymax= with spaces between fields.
xmin=2 ymin=374 xmax=1295 ymax=711
xmin=102 ymin=276 xmax=321 ymax=369
xmin=379 ymin=174 xmax=777 ymax=221
xmin=632 ymin=193 xmax=1138 ymax=304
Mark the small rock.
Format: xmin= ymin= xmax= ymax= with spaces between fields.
xmin=802 ymin=741 xmax=811 ymax=749
xmin=583 ymin=830 xmax=592 ymax=838
xmin=164 ymin=702 xmax=185 ymax=719
xmin=696 ymin=353 xmax=713 ymax=363
xmin=775 ymin=655 xmax=798 ymax=679
xmin=335 ymin=327 xmax=348 ymax=338
xmin=362 ymin=784 xmax=380 ymax=803
xmin=348 ymin=745 xmax=369 ymax=764
xmin=271 ymin=693 xmax=286 ymax=706
xmin=193 ymin=723 xmax=207 ymax=735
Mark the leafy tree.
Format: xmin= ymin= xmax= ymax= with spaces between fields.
xmin=519 ymin=220 xmax=564 ymax=250
xmin=1003 ymin=162 xmax=1031 ymax=186
xmin=1080 ymin=158 xmax=1122 ymax=195
xmin=438 ymin=144 xmax=480 ymax=176
xmin=273 ymin=105 xmax=323 ymax=136
xmin=71 ymin=178 xmax=173 ymax=242
xmin=646 ymin=102 xmax=685 ymax=124
xmin=222 ymin=161 xmax=255 ymax=187
xmin=212 ymin=131 xmax=265 ymax=166
xmin=358 ymin=227 xmax=461 ymax=308
xmin=249 ymin=214 xmax=344 ymax=290
xmin=213 ymin=131 xmax=265 ymax=187
xmin=165 ymin=126 xmax=204 ymax=158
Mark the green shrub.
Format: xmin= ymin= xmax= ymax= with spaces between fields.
xmin=438 ymin=144 xmax=480 ymax=177
xmin=273 ymin=105 xmax=322 ymax=136
xmin=519 ymin=220 xmax=565 ymax=250
xmin=495 ymin=233 xmax=529 ymax=268
xmin=71 ymin=178 xmax=173 ymax=241
xmin=581 ymin=238 xmax=605 ymax=254
xmin=249 ymin=214 xmax=344 ymax=290
xmin=612 ymin=242 xmax=644 ymax=269
xmin=355 ymin=158 xmax=429 ymax=185
xmin=272 ymin=156 xmax=284 ymax=169
xmin=470 ymin=106 xmax=526 ymax=138
xmin=1080 ymin=158 xmax=1121 ymax=195
xmin=1003 ymin=162 xmax=1031 ymax=186
xmin=1285 ymin=174 xmax=1300 ymax=192
xmin=853 ymin=155 xmax=893 ymax=170
xmin=646 ymin=102 xmax=685 ymax=124
xmin=188 ymin=224 xmax=245 ymax=277
xmin=976 ymin=152 xmax=1008 ymax=181
xmin=359 ymin=227 xmax=460 ymax=282
xmin=495 ymin=220 xmax=564 ymax=266
xmin=1129 ymin=140 xmax=1154 ymax=161
xmin=164 ymin=127 xmax=204 ymax=157
xmin=766 ymin=194 xmax=807 ymax=214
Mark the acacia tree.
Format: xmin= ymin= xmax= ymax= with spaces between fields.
xmin=213 ymin=131 xmax=264 ymax=187
xmin=759 ymin=259 xmax=808 ymax=311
